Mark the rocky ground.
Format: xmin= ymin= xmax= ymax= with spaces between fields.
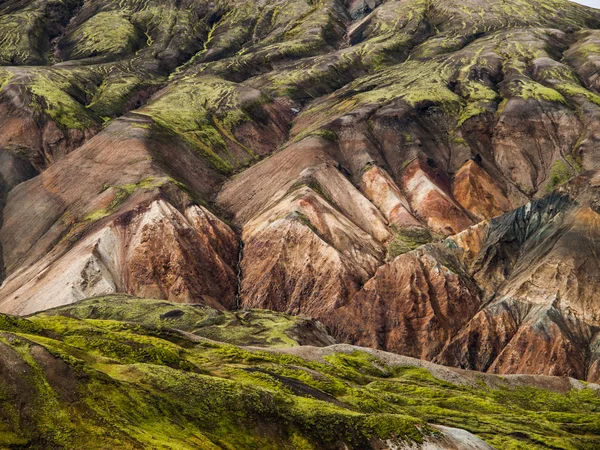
xmin=1 ymin=1 xmax=600 ymax=445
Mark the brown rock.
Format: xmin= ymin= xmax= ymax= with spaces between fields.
xmin=125 ymin=201 xmax=239 ymax=309
xmin=452 ymin=160 xmax=512 ymax=221
xmin=361 ymin=165 xmax=424 ymax=230
xmin=402 ymin=160 xmax=473 ymax=235
xmin=240 ymin=187 xmax=383 ymax=317
xmin=332 ymin=246 xmax=481 ymax=360
xmin=492 ymin=98 xmax=582 ymax=196
xmin=0 ymin=199 xmax=239 ymax=315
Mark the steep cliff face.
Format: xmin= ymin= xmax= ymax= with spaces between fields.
xmin=335 ymin=188 xmax=600 ymax=382
xmin=1 ymin=0 xmax=600 ymax=385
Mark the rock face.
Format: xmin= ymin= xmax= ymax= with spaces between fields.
xmin=332 ymin=247 xmax=482 ymax=361
xmin=437 ymin=191 xmax=600 ymax=380
xmin=0 ymin=197 xmax=240 ymax=315
xmin=452 ymin=160 xmax=513 ymax=221
xmin=335 ymin=190 xmax=600 ymax=382
xmin=1 ymin=0 xmax=600 ymax=386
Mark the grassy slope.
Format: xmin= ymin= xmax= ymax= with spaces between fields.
xmin=0 ymin=296 xmax=597 ymax=449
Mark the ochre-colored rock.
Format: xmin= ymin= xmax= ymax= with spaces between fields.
xmin=401 ymin=160 xmax=473 ymax=235
xmin=452 ymin=160 xmax=512 ymax=221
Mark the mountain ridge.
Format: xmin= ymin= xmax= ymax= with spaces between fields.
xmin=1 ymin=0 xmax=600 ymax=384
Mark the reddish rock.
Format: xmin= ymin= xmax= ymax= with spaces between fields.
xmin=361 ymin=165 xmax=424 ymax=230
xmin=125 ymin=201 xmax=239 ymax=309
xmin=401 ymin=160 xmax=473 ymax=235
xmin=332 ymin=247 xmax=481 ymax=361
xmin=0 ymin=199 xmax=239 ymax=314
xmin=240 ymin=187 xmax=383 ymax=317
xmin=452 ymin=160 xmax=512 ymax=221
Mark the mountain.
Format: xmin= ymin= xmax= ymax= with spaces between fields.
xmin=1 ymin=0 xmax=600 ymax=431
xmin=0 ymin=295 xmax=599 ymax=449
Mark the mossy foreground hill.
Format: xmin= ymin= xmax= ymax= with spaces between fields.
xmin=2 ymin=0 xmax=600 ymax=404
xmin=0 ymin=296 xmax=598 ymax=449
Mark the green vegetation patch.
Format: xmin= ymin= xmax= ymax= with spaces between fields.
xmin=0 ymin=8 xmax=45 ymax=65
xmin=546 ymin=156 xmax=582 ymax=192
xmin=138 ymin=76 xmax=267 ymax=174
xmin=43 ymin=295 xmax=318 ymax=348
xmin=310 ymin=129 xmax=338 ymax=142
xmin=0 ymin=68 xmax=14 ymax=91
xmin=456 ymin=81 xmax=499 ymax=126
xmin=388 ymin=227 xmax=433 ymax=259
xmin=61 ymin=12 xmax=141 ymax=60
xmin=87 ymin=73 xmax=162 ymax=118
xmin=82 ymin=177 xmax=166 ymax=223
xmin=26 ymin=72 xmax=99 ymax=130
xmin=0 ymin=296 xmax=600 ymax=450
xmin=0 ymin=296 xmax=596 ymax=449
xmin=510 ymin=79 xmax=567 ymax=104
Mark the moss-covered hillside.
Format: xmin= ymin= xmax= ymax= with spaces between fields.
xmin=1 ymin=2 xmax=600 ymax=442
xmin=0 ymin=296 xmax=598 ymax=449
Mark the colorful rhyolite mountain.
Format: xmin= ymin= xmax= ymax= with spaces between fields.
xmin=1 ymin=0 xmax=600 ymax=447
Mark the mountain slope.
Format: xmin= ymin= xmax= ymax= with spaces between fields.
xmin=0 ymin=296 xmax=599 ymax=449
xmin=0 ymin=0 xmax=600 ymax=383
xmin=333 ymin=188 xmax=600 ymax=382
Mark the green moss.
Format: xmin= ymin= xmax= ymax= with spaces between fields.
xmin=555 ymin=83 xmax=600 ymax=106
xmin=1 ymin=296 xmax=599 ymax=449
xmin=565 ymin=154 xmax=584 ymax=173
xmin=0 ymin=314 xmax=42 ymax=334
xmin=361 ymin=414 xmax=427 ymax=441
xmin=387 ymin=227 xmax=432 ymax=260
xmin=27 ymin=73 xmax=98 ymax=130
xmin=401 ymin=86 xmax=462 ymax=109
xmin=0 ymin=9 xmax=44 ymax=65
xmin=324 ymin=351 xmax=391 ymax=381
xmin=570 ymin=40 xmax=600 ymax=59
xmin=138 ymin=76 xmax=266 ymax=174
xmin=546 ymin=159 xmax=574 ymax=192
xmin=82 ymin=177 xmax=165 ymax=223
xmin=63 ymin=12 xmax=140 ymax=60
xmin=294 ymin=57 xmax=462 ymax=141
xmin=80 ymin=209 xmax=111 ymax=223
xmin=64 ymin=334 xmax=190 ymax=369
xmin=40 ymin=296 xmax=318 ymax=348
xmin=310 ymin=129 xmax=338 ymax=142
xmin=455 ymin=80 xmax=499 ymax=125
xmin=0 ymin=68 xmax=14 ymax=91
xmin=0 ymin=427 xmax=29 ymax=447
xmin=87 ymin=74 xmax=162 ymax=118
xmin=1 ymin=336 xmax=84 ymax=447
xmin=346 ymin=58 xmax=462 ymax=111
xmin=512 ymin=80 xmax=567 ymax=104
